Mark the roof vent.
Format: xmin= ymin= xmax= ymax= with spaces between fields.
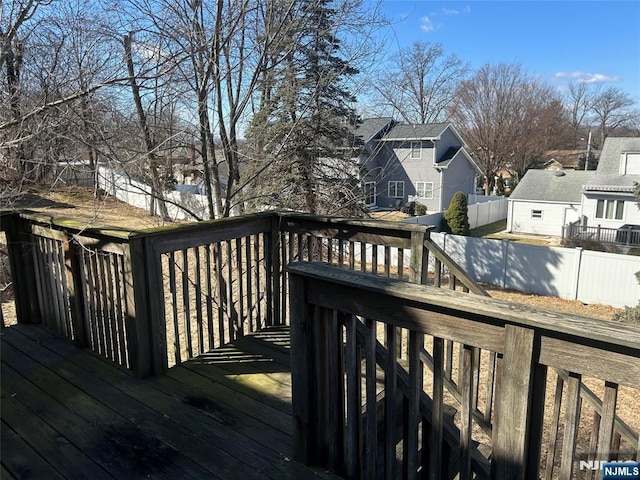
xmin=553 ymin=170 xmax=566 ymax=177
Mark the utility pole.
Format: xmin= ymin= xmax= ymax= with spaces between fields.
xmin=584 ymin=129 xmax=592 ymax=171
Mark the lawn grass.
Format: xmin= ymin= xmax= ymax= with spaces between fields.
xmin=470 ymin=219 xmax=507 ymax=238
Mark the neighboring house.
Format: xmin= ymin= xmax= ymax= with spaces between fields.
xmin=507 ymin=170 xmax=594 ymax=236
xmin=507 ymin=136 xmax=640 ymax=240
xmin=355 ymin=119 xmax=482 ymax=211
xmin=581 ymin=137 xmax=640 ymax=229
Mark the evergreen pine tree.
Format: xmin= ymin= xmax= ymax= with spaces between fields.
xmin=442 ymin=191 xmax=471 ymax=235
xmin=245 ymin=0 xmax=362 ymax=215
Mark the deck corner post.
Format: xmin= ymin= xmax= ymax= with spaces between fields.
xmin=4 ymin=214 xmax=40 ymax=324
xmin=126 ymin=235 xmax=167 ymax=377
xmin=288 ymin=269 xmax=315 ymax=465
xmin=492 ymin=324 xmax=543 ymax=480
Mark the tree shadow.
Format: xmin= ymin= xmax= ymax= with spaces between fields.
xmin=11 ymin=193 xmax=76 ymax=209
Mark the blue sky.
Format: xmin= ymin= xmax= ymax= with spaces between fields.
xmin=376 ymin=1 xmax=640 ymax=102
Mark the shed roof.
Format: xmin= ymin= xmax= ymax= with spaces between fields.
xmin=510 ymin=170 xmax=594 ymax=203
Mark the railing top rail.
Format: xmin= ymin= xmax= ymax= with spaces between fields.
xmin=286 ymin=261 xmax=640 ymax=355
xmin=279 ymin=211 xmax=435 ymax=236
xmin=3 ymin=209 xmax=133 ymax=242
xmin=131 ymin=211 xmax=276 ymax=254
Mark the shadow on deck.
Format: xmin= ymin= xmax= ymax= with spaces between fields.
xmin=0 ymin=324 xmax=339 ymax=480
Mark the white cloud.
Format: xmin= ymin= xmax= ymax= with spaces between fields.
xmin=441 ymin=5 xmax=471 ymax=15
xmin=555 ymin=71 xmax=620 ymax=84
xmin=420 ymin=15 xmax=435 ymax=31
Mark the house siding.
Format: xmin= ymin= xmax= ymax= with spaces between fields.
xmin=440 ymin=152 xmax=478 ymax=211
xmin=508 ymin=200 xmax=580 ymax=236
xmin=581 ymin=194 xmax=640 ymax=228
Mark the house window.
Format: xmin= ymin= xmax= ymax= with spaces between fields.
xmin=364 ymin=182 xmax=376 ymax=206
xmin=531 ymin=210 xmax=543 ymax=219
xmin=388 ymin=181 xmax=404 ymax=198
xmin=595 ymin=199 xmax=624 ymax=220
xmin=416 ymin=181 xmax=433 ymax=199
xmin=410 ymin=141 xmax=422 ymax=159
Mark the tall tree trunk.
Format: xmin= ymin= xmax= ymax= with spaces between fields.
xmin=123 ymin=33 xmax=169 ymax=220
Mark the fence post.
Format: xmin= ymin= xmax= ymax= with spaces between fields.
xmin=571 ymin=247 xmax=583 ymax=301
xmin=492 ymin=324 xmax=545 ymax=479
xmin=501 ymin=239 xmax=510 ymax=289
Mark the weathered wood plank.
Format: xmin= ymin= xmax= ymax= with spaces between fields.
xmin=3 ymin=324 xmax=341 ymax=480
xmin=559 ymin=373 xmax=582 ymax=480
xmin=595 ymin=382 xmax=619 ymax=480
xmin=430 ymin=336 xmax=445 ymax=480
xmin=492 ymin=325 xmax=537 ymax=480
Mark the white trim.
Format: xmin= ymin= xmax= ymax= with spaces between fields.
xmin=410 ymin=141 xmax=422 ymax=159
xmin=364 ymin=181 xmax=377 ymax=207
xmin=388 ymin=181 xmax=405 ymax=198
xmin=415 ymin=181 xmax=434 ymax=199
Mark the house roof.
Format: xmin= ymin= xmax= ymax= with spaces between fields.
xmin=509 ymin=170 xmax=595 ymax=203
xmin=354 ymin=117 xmax=395 ymax=143
xmin=380 ymin=123 xmax=450 ymax=141
xmin=583 ymin=136 xmax=640 ymax=193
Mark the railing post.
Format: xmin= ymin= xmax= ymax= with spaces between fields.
xmin=410 ymin=229 xmax=429 ymax=284
xmin=63 ymin=235 xmax=88 ymax=347
xmin=267 ymin=214 xmax=281 ymax=326
xmin=126 ymin=235 xmax=167 ymax=377
xmin=288 ymin=269 xmax=315 ymax=465
xmin=492 ymin=324 xmax=545 ymax=480
xmin=4 ymin=215 xmax=40 ymax=324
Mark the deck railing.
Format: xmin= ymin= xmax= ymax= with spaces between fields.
xmin=563 ymin=221 xmax=640 ymax=247
xmin=2 ymin=210 xmax=480 ymax=376
xmin=3 ymin=209 xmax=639 ymax=479
xmin=287 ymin=262 xmax=640 ymax=480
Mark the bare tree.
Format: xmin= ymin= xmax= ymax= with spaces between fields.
xmin=449 ymin=63 xmax=561 ymax=192
xmin=566 ymin=80 xmax=596 ymax=147
xmin=372 ymin=41 xmax=469 ymax=124
xmin=591 ymin=86 xmax=637 ymax=146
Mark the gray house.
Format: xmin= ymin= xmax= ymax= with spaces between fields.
xmin=355 ymin=119 xmax=482 ymax=211
xmin=507 ymin=136 xmax=640 ymax=240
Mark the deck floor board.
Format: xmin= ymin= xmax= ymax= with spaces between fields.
xmin=1 ymin=324 xmax=338 ymax=480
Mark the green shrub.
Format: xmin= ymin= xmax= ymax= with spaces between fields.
xmin=442 ymin=191 xmax=470 ymax=235
xmin=415 ymin=203 xmax=427 ymax=216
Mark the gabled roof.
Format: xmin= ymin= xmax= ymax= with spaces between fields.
xmin=583 ymin=136 xmax=640 ymax=193
xmin=354 ymin=117 xmax=395 ymax=143
xmin=435 ymin=146 xmax=484 ymax=175
xmin=510 ymin=170 xmax=595 ymax=203
xmin=379 ymin=123 xmax=451 ymax=141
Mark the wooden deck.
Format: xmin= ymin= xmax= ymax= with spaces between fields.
xmin=0 ymin=324 xmax=340 ymax=480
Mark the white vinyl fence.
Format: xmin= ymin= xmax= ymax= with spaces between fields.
xmin=401 ymin=196 xmax=507 ymax=230
xmin=342 ymin=231 xmax=638 ymax=308
xmin=430 ymin=232 xmax=640 ymax=309
xmin=59 ymin=161 xmax=210 ymax=221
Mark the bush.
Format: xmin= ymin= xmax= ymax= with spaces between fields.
xmin=612 ymin=303 xmax=640 ymax=326
xmin=442 ymin=192 xmax=470 ymax=235
xmin=415 ymin=203 xmax=426 ymax=216
xmin=401 ymin=201 xmax=415 ymax=215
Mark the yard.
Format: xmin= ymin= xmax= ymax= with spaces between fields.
xmin=1 ymin=187 xmax=622 ymax=325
